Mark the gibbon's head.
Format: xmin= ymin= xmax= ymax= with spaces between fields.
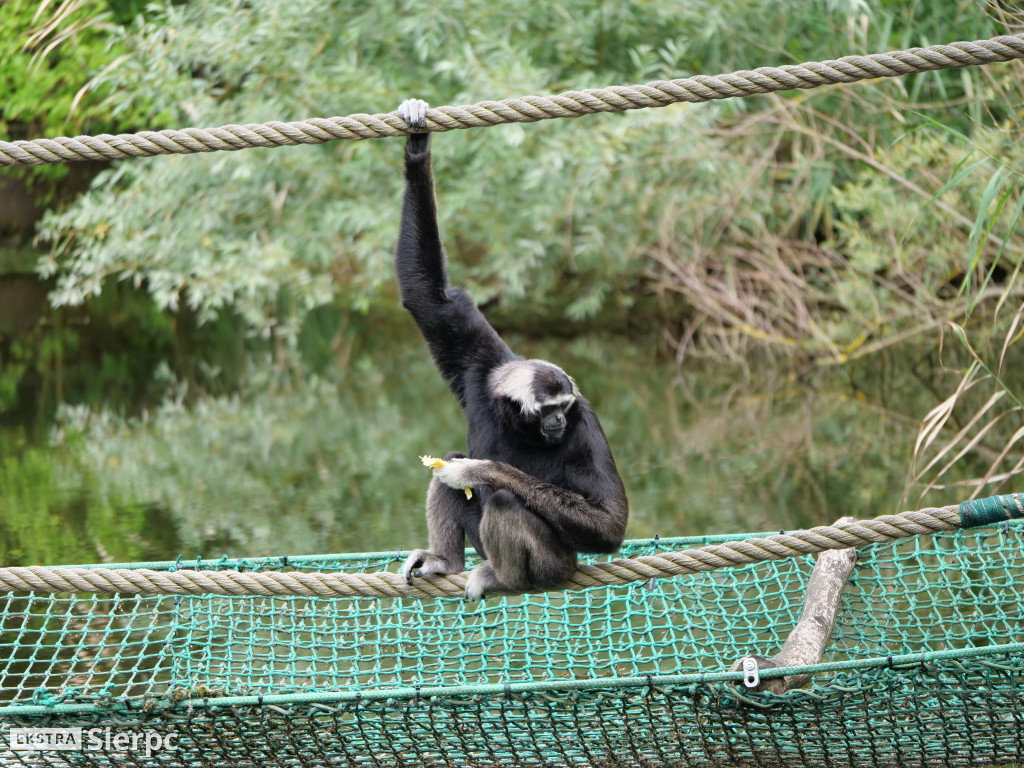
xmin=489 ymin=359 xmax=582 ymax=445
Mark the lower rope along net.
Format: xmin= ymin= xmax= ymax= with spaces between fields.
xmin=1 ymin=495 xmax=1022 ymax=767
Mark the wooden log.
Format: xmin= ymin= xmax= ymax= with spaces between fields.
xmin=729 ymin=516 xmax=858 ymax=693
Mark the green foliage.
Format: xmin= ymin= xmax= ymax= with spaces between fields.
xmin=824 ymin=116 xmax=1024 ymax=500
xmin=0 ymin=0 xmax=155 ymax=187
xmin=37 ymin=0 xmax=1006 ymax=337
xmin=0 ymin=1 xmax=170 ymax=420
xmin=907 ymin=311 xmax=1024 ymax=501
xmin=827 ymin=129 xmax=1024 ymax=346
xmin=0 ymin=0 xmax=111 ymax=136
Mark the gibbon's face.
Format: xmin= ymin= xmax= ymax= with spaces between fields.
xmin=489 ymin=360 xmax=581 ymax=445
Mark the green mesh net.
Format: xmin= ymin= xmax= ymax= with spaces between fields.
xmin=2 ymin=522 xmax=1023 ymax=766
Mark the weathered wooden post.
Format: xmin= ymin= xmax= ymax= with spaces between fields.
xmin=729 ymin=517 xmax=858 ymax=693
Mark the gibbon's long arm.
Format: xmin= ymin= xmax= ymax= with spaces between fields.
xmin=439 ymin=458 xmax=628 ymax=554
xmin=396 ymin=135 xmax=445 ymax=303
xmin=396 ymin=135 xmax=514 ymax=404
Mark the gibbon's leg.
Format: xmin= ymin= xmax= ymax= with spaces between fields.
xmin=402 ymin=452 xmax=484 ymax=583
xmin=465 ymin=490 xmax=578 ymax=601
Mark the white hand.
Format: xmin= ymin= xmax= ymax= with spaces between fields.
xmin=397 ymin=99 xmax=429 ymax=130
xmin=434 ymin=458 xmax=489 ymax=489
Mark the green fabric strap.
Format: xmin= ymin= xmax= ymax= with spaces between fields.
xmin=958 ymin=493 xmax=1024 ymax=528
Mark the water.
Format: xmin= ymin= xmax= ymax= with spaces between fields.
xmin=0 ymin=330 xmax=951 ymax=569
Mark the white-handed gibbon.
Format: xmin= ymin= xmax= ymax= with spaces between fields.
xmin=395 ymin=99 xmax=628 ymax=601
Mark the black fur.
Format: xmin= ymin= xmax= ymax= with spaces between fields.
xmin=396 ymin=122 xmax=628 ymax=599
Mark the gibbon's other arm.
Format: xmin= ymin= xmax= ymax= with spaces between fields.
xmin=395 ymin=99 xmax=513 ymax=404
xmin=433 ymin=457 xmax=628 ymax=554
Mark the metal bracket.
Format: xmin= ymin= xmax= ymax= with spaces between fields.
xmin=741 ymin=657 xmax=760 ymax=689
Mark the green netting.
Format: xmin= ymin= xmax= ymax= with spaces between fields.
xmin=2 ymin=523 xmax=1023 ymax=766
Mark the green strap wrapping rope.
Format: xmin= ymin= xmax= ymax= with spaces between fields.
xmin=1 ymin=33 xmax=1023 ymax=167
xmin=959 ymin=492 xmax=1024 ymax=528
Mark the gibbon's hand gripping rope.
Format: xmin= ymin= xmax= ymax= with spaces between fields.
xmin=0 ymin=496 xmax=1020 ymax=599
xmin=1 ymin=34 xmax=1023 ymax=167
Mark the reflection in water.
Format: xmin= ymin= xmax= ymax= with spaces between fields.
xmin=1 ymin=336 xmax=956 ymax=567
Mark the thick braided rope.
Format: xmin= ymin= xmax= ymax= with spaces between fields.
xmin=3 ymin=34 xmax=1023 ymax=168
xmin=0 ymin=505 xmax=959 ymax=599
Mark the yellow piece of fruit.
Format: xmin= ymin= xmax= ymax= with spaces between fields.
xmin=420 ymin=455 xmax=448 ymax=469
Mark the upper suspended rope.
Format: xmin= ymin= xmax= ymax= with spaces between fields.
xmin=0 ymin=494 xmax=1021 ymax=599
xmin=2 ymin=34 xmax=1024 ymax=168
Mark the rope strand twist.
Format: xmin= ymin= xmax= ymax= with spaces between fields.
xmin=0 ymin=505 xmax=960 ymax=599
xmin=2 ymin=34 xmax=1023 ymax=167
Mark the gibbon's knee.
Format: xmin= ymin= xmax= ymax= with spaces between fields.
xmin=402 ymin=482 xmax=481 ymax=584
xmin=426 ymin=465 xmax=485 ymax=558
xmin=481 ymin=491 xmax=577 ymax=590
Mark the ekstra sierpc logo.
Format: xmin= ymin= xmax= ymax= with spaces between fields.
xmin=9 ymin=727 xmax=178 ymax=756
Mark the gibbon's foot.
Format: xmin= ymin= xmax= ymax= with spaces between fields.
xmin=401 ymin=549 xmax=459 ymax=584
xmin=464 ymin=561 xmax=506 ymax=602
xmin=397 ymin=99 xmax=429 ymax=130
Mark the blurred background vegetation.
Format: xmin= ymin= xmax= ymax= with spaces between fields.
xmin=1 ymin=0 xmax=1022 ymax=566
